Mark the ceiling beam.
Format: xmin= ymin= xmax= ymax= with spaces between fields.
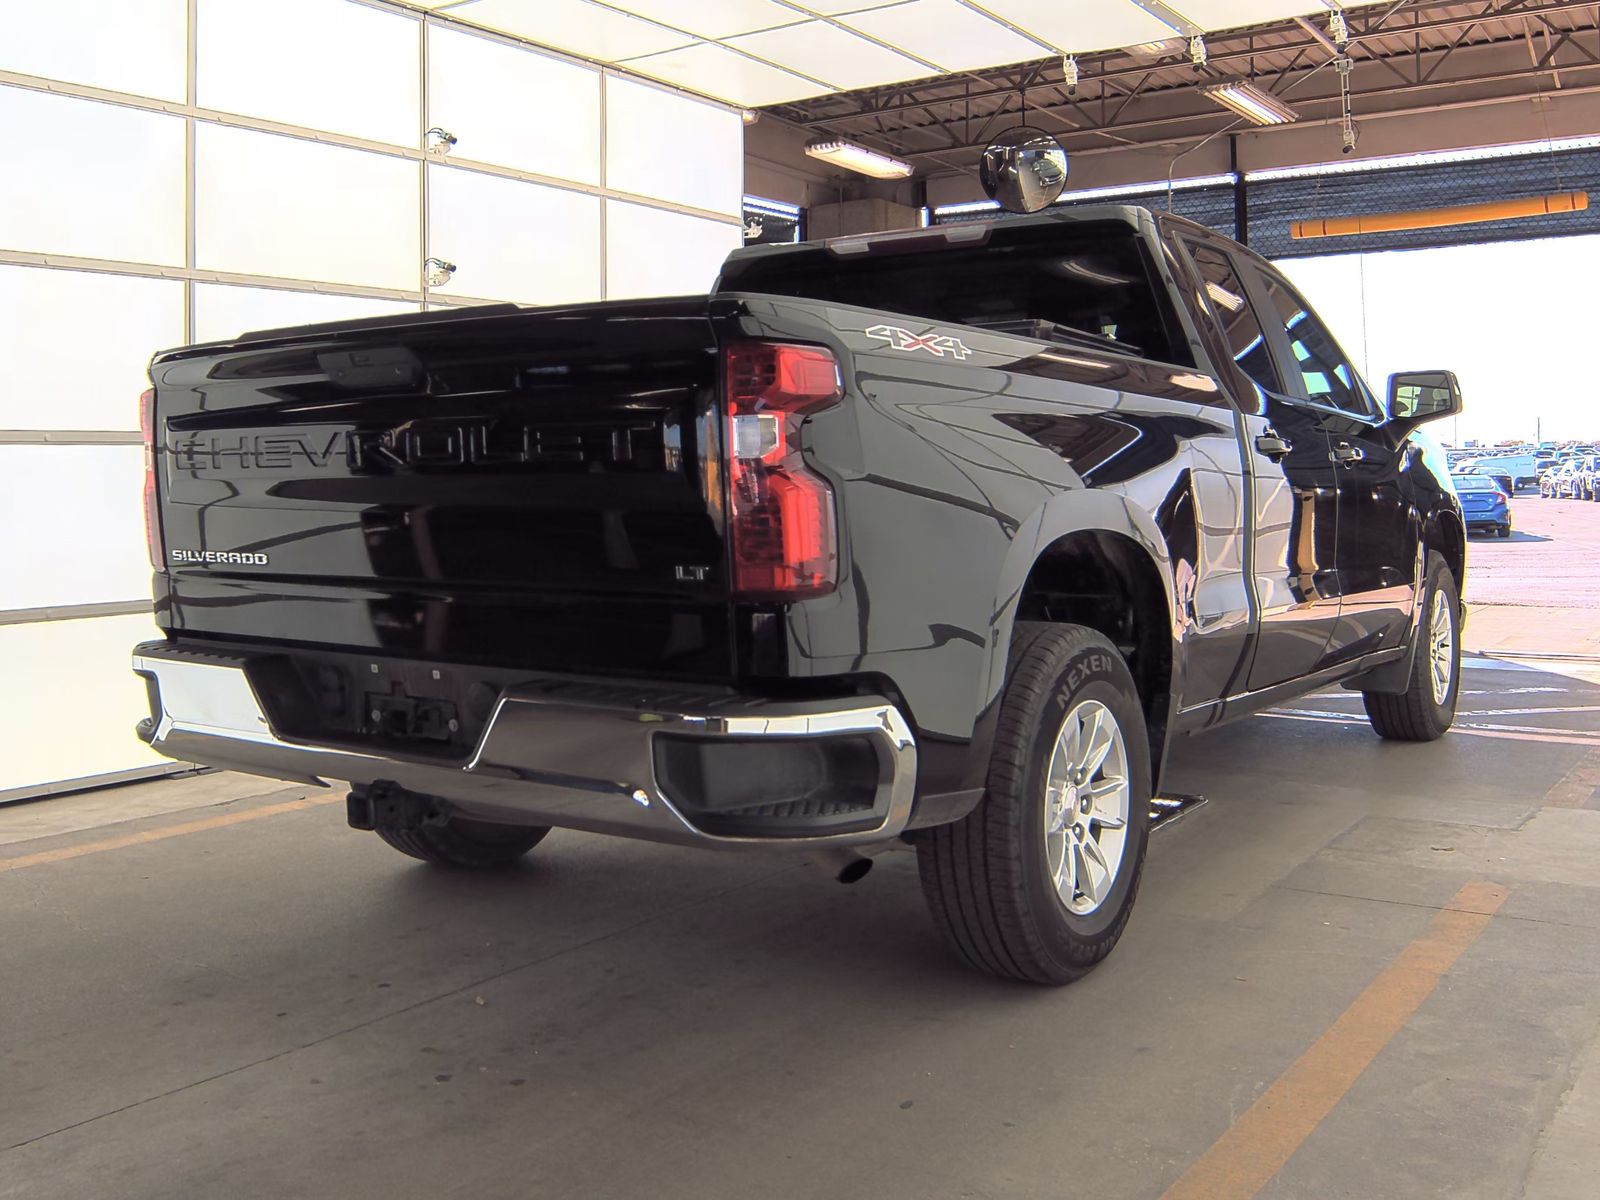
xmin=887 ymin=54 xmax=1600 ymax=159
xmin=774 ymin=0 xmax=1598 ymax=128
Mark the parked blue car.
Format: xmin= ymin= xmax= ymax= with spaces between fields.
xmin=1452 ymin=473 xmax=1511 ymax=538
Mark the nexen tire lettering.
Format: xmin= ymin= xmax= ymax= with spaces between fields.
xmin=171 ymin=550 xmax=270 ymax=565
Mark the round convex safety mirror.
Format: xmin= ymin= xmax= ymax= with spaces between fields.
xmin=979 ymin=126 xmax=1069 ymax=213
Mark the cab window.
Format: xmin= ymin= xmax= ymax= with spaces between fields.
xmin=1183 ymin=241 xmax=1283 ymax=396
xmin=1256 ymin=272 xmax=1377 ymax=419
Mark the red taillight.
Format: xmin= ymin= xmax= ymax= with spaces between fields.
xmin=723 ymin=342 xmax=842 ymax=598
xmin=140 ymin=387 xmax=165 ymax=571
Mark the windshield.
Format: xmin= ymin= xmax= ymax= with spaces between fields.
xmin=1452 ymin=475 xmax=1498 ymax=492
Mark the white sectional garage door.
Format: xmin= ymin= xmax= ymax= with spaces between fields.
xmin=0 ymin=0 xmax=744 ymax=801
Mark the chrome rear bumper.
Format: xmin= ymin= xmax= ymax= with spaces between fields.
xmin=132 ymin=644 xmax=917 ymax=848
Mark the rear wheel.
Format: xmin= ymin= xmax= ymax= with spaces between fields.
xmin=377 ymin=816 xmax=550 ymax=868
xmin=916 ymin=623 xmax=1151 ymax=985
xmin=1362 ymin=552 xmax=1460 ymax=741
xmin=1498 ymin=524 xmax=1511 ymax=538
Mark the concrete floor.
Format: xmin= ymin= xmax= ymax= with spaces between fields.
xmin=4 ymin=505 xmax=1600 ymax=1200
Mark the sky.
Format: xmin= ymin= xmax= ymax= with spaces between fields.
xmin=1280 ymin=233 xmax=1599 ymax=446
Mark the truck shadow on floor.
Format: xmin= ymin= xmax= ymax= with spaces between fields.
xmin=345 ymin=840 xmax=1152 ymax=1008
xmin=1471 ymin=530 xmax=1551 ymax=543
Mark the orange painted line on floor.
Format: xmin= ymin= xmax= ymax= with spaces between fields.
xmin=0 ymin=792 xmax=341 ymax=872
xmin=1158 ymin=880 xmax=1509 ymax=1200
xmin=1543 ymin=747 xmax=1600 ymax=809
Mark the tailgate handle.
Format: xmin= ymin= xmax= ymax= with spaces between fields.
xmin=317 ymin=346 xmax=421 ymax=390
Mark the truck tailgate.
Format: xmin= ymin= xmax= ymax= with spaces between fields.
xmin=148 ymin=299 xmax=734 ymax=679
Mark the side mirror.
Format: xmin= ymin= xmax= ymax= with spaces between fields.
xmin=1387 ymin=370 xmax=1462 ymax=426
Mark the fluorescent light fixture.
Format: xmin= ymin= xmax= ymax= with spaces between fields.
xmin=804 ymin=138 xmax=913 ymax=179
xmin=744 ymin=194 xmax=803 ymax=217
xmin=1204 ymin=81 xmax=1298 ymax=126
xmin=1130 ymin=37 xmax=1184 ymax=58
xmin=1205 ymin=280 xmax=1245 ymax=312
xmin=1054 ymin=172 xmax=1236 ymax=202
xmin=931 ymin=198 xmax=1001 ymax=216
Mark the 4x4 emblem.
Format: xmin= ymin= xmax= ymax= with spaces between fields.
xmin=865 ymin=324 xmax=972 ymax=359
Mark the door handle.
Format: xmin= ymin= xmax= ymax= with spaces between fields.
xmin=1330 ymin=442 xmax=1365 ymax=466
xmin=1255 ymin=430 xmax=1292 ymax=461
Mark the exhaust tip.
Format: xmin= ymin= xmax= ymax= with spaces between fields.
xmin=835 ymin=855 xmax=873 ymax=885
xmin=807 ymin=846 xmax=875 ymax=884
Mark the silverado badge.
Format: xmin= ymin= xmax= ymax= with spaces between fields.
xmin=171 ymin=549 xmax=270 ymax=566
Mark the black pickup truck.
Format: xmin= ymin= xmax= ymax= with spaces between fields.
xmin=133 ymin=207 xmax=1466 ymax=984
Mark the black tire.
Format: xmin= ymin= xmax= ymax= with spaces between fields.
xmin=915 ymin=623 xmax=1152 ymax=985
xmin=1362 ymin=552 xmax=1461 ymax=741
xmin=1498 ymin=524 xmax=1511 ymax=538
xmin=377 ymin=816 xmax=550 ymax=868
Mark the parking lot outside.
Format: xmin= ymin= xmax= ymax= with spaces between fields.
xmin=1466 ymin=498 xmax=1600 ymax=656
xmin=4 ymin=494 xmax=1599 ymax=1200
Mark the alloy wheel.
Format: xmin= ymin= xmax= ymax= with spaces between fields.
xmin=1428 ymin=591 xmax=1454 ymax=704
xmin=1043 ymin=699 xmax=1131 ymax=916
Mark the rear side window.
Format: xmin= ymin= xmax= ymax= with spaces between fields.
xmin=1184 ymin=241 xmax=1282 ymax=396
xmin=1255 ymin=273 xmax=1375 ymax=418
xmin=718 ymin=222 xmax=1191 ymax=366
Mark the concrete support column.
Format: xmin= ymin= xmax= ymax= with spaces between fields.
xmin=804 ymin=198 xmax=921 ymax=237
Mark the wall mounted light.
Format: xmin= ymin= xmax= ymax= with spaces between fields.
xmin=804 ymin=138 xmax=913 ymax=179
xmin=425 ymin=127 xmax=457 ymax=155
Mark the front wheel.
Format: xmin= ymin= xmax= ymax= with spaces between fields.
xmin=1362 ymin=552 xmax=1461 ymax=741
xmin=916 ymin=623 xmax=1152 ymax=985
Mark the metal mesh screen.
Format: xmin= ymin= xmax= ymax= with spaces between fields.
xmin=1069 ymin=184 xmax=1236 ymax=241
xmin=1252 ymin=143 xmax=1600 ymax=259
xmin=928 ymin=144 xmax=1597 ymax=260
